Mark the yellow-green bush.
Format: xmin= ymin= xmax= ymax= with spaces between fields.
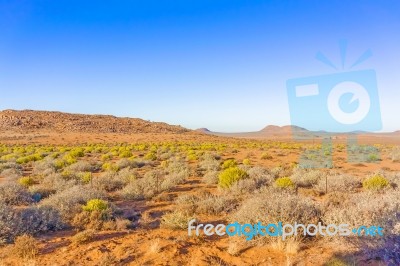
xmin=16 ymin=153 xmax=44 ymax=164
xmin=261 ymin=153 xmax=273 ymax=160
xmin=69 ymin=148 xmax=85 ymax=158
xmin=82 ymin=199 xmax=109 ymax=212
xmin=102 ymin=162 xmax=119 ymax=172
xmin=242 ymin=158 xmax=251 ymax=165
xmin=218 ymin=167 xmax=249 ymax=188
xmin=222 ymin=159 xmax=237 ymax=169
xmin=187 ymin=154 xmax=197 ymax=161
xmin=144 ymin=152 xmax=157 ymax=161
xmin=18 ymin=176 xmax=35 ymax=187
xmin=362 ymin=175 xmax=389 ymax=190
xmin=119 ymin=150 xmax=132 ymax=158
xmin=63 ymin=154 xmax=77 ymax=165
xmin=274 ymin=177 xmax=295 ymax=189
xmin=54 ymin=159 xmax=66 ymax=170
xmin=79 ymin=172 xmax=92 ymax=184
xmin=101 ymin=153 xmax=112 ymax=161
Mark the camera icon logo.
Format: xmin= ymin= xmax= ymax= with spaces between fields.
xmin=287 ymin=69 xmax=382 ymax=134
xmin=287 ymin=42 xmax=382 ymax=168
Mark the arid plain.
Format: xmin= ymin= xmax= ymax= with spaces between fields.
xmin=0 ymin=110 xmax=399 ymax=266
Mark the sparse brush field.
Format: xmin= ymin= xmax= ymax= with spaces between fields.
xmin=0 ymin=140 xmax=399 ymax=265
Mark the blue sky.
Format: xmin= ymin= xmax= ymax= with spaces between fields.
xmin=0 ymin=0 xmax=399 ymax=132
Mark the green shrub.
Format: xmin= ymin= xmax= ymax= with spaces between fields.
xmin=16 ymin=153 xmax=44 ymax=164
xmin=63 ymin=154 xmax=77 ymax=165
xmin=119 ymin=150 xmax=132 ymax=158
xmin=54 ymin=159 xmax=65 ymax=170
xmin=69 ymin=148 xmax=85 ymax=158
xmin=82 ymin=199 xmax=109 ymax=212
xmin=274 ymin=177 xmax=295 ymax=189
xmin=144 ymin=152 xmax=157 ymax=161
xmin=18 ymin=176 xmax=35 ymax=187
xmin=218 ymin=167 xmax=249 ymax=188
xmin=222 ymin=159 xmax=237 ymax=169
xmin=362 ymin=175 xmax=389 ymax=190
xmin=187 ymin=154 xmax=197 ymax=161
xmin=101 ymin=153 xmax=112 ymax=161
xmin=102 ymin=162 xmax=119 ymax=172
xmin=367 ymin=153 xmax=379 ymax=162
xmin=79 ymin=172 xmax=92 ymax=184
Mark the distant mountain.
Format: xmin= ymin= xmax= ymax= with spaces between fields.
xmin=197 ymin=125 xmax=400 ymax=140
xmin=196 ymin=125 xmax=312 ymax=139
xmin=196 ymin=128 xmax=211 ymax=133
xmin=0 ymin=109 xmax=189 ymax=134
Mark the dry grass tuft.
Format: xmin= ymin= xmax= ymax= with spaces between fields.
xmin=11 ymin=235 xmax=39 ymax=260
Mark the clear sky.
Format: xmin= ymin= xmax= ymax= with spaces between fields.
xmin=0 ymin=0 xmax=399 ymax=132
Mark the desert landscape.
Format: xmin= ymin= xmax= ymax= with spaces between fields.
xmin=0 ymin=110 xmax=399 ymax=266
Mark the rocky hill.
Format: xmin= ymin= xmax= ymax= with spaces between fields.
xmin=0 ymin=110 xmax=189 ymax=134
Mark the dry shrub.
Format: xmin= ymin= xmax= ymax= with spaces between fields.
xmin=290 ymin=169 xmax=324 ymax=188
xmin=203 ymin=170 xmax=219 ymax=185
xmin=0 ymin=203 xmax=20 ymax=243
xmin=93 ymin=172 xmax=126 ymax=192
xmin=270 ymin=237 xmax=301 ymax=255
xmin=314 ymin=173 xmax=361 ymax=193
xmin=11 ymin=234 xmax=39 ymax=259
xmin=230 ymin=188 xmax=320 ymax=229
xmin=71 ymin=229 xmax=95 ymax=245
xmin=322 ymin=191 xmax=400 ymax=234
xmin=228 ymin=166 xmax=273 ymax=195
xmin=32 ymin=157 xmax=56 ymax=176
xmin=227 ymin=237 xmax=246 ymax=256
xmin=19 ymin=206 xmax=65 ymax=235
xmin=199 ymin=153 xmax=220 ymax=172
xmin=40 ymin=185 xmax=104 ymax=221
xmin=175 ymin=193 xmax=237 ymax=215
xmin=67 ymin=161 xmax=94 ymax=173
xmin=0 ymin=168 xmax=22 ymax=181
xmin=121 ymin=171 xmax=160 ymax=200
xmin=41 ymin=173 xmax=78 ymax=192
xmin=390 ymin=146 xmax=400 ymax=162
xmin=113 ymin=218 xmax=132 ymax=231
xmin=198 ymin=193 xmax=237 ymax=215
xmin=72 ymin=210 xmax=110 ymax=231
xmin=160 ymin=171 xmax=187 ymax=191
xmin=0 ymin=203 xmax=64 ymax=244
xmin=148 ymin=238 xmax=162 ymax=253
xmin=161 ymin=211 xmax=193 ymax=230
xmin=0 ymin=162 xmax=23 ymax=172
xmin=0 ymin=183 xmax=32 ymax=205
xmin=99 ymin=253 xmax=117 ymax=266
xmin=122 ymin=165 xmax=187 ymax=200
xmin=28 ymin=185 xmax=55 ymax=201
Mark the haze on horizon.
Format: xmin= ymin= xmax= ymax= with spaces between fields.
xmin=0 ymin=1 xmax=399 ymax=132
